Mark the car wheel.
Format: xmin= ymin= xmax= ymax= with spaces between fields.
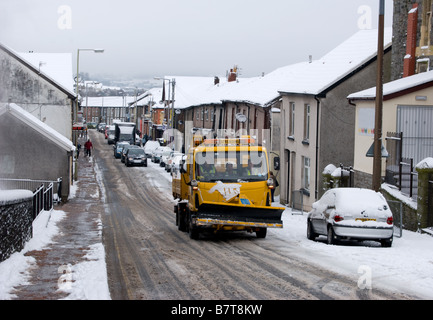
xmin=307 ymin=220 xmax=318 ymax=241
xmin=327 ymin=226 xmax=338 ymax=245
xmin=381 ymin=237 xmax=393 ymax=247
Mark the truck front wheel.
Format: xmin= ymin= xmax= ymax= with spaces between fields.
xmin=188 ymin=212 xmax=199 ymax=240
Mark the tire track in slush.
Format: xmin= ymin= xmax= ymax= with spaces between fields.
xmin=91 ymin=131 xmax=413 ymax=300
xmin=95 ymin=136 xmax=194 ymax=299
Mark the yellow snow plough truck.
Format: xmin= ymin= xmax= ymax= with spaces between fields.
xmin=172 ymin=136 xmax=285 ymax=239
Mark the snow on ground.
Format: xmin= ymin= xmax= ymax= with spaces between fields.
xmin=1 ymin=160 xmax=432 ymax=300
xmin=0 ymin=181 xmax=110 ymax=300
xmin=270 ymin=210 xmax=433 ymax=299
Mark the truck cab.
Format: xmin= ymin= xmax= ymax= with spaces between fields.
xmin=173 ymin=136 xmax=284 ymax=239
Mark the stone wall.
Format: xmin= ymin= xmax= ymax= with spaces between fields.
xmin=416 ymin=158 xmax=433 ymax=230
xmin=381 ymin=188 xmax=419 ymax=232
xmin=0 ymin=190 xmax=33 ymax=262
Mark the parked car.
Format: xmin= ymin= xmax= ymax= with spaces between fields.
xmin=144 ymin=140 xmax=160 ymax=158
xmin=114 ymin=142 xmax=129 ymax=159
xmin=307 ymin=188 xmax=394 ymax=247
xmin=121 ymin=144 xmax=139 ymax=163
xmin=165 ymin=151 xmax=183 ymax=171
xmin=152 ymin=146 xmax=171 ymax=163
xmin=170 ymin=154 xmax=186 ymax=174
xmin=125 ymin=148 xmax=147 ymax=167
xmin=159 ymin=148 xmax=174 ymax=167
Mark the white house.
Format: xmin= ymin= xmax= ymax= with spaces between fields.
xmin=348 ymin=69 xmax=433 ymax=188
xmin=0 ymin=43 xmax=76 ymax=140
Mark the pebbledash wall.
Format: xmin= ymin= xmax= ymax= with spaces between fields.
xmin=0 ymin=190 xmax=33 ymax=262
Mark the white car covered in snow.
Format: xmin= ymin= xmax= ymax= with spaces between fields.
xmin=144 ymin=140 xmax=161 ymax=158
xmin=307 ymin=188 xmax=394 ymax=247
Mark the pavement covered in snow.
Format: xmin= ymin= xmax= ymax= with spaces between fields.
xmin=1 ymin=160 xmax=432 ymax=300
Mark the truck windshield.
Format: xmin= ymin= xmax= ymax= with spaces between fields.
xmin=195 ymin=151 xmax=268 ymax=182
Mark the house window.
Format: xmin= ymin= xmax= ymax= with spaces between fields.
xmin=289 ymin=102 xmax=295 ymax=137
xmin=302 ymin=156 xmax=311 ymax=192
xmin=196 ymin=110 xmax=199 ymax=120
xmin=304 ymin=104 xmax=310 ymax=142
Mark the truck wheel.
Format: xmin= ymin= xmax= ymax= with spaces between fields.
xmin=188 ymin=213 xmax=199 ymax=240
xmin=256 ymin=228 xmax=267 ymax=238
xmin=178 ymin=206 xmax=187 ymax=232
xmin=189 ymin=225 xmax=199 ymax=240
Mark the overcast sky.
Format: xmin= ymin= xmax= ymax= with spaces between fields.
xmin=0 ymin=0 xmax=394 ymax=79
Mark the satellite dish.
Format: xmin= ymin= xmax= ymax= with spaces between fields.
xmin=236 ymin=113 xmax=247 ymax=123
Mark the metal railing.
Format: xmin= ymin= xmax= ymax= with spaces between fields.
xmin=0 ymin=178 xmax=61 ymax=221
xmin=0 ymin=178 xmax=62 ymax=201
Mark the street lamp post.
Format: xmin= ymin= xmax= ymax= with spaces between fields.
xmin=75 ymin=48 xmax=104 ymax=125
xmin=154 ymin=77 xmax=176 ymax=148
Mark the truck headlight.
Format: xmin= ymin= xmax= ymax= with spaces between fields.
xmin=267 ymin=178 xmax=274 ymax=189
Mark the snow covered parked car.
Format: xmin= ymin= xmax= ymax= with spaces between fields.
xmin=307 ymin=188 xmax=394 ymax=247
xmin=170 ymin=154 xmax=185 ymax=174
xmin=165 ymin=151 xmax=183 ymax=172
xmin=152 ymin=146 xmax=171 ymax=163
xmin=144 ymin=140 xmax=160 ymax=158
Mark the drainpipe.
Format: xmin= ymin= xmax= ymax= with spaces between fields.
xmin=314 ymin=96 xmax=321 ymax=200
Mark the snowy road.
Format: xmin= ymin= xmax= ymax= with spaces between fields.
xmin=93 ymin=132 xmax=432 ymax=300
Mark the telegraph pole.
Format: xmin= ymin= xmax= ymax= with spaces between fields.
xmin=373 ymin=0 xmax=385 ymax=192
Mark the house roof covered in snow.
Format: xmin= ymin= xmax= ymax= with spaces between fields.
xmin=0 ymin=42 xmax=76 ymax=99
xmin=0 ymin=103 xmax=75 ymax=152
xmin=348 ymin=70 xmax=433 ymax=101
xmin=18 ymin=52 xmax=75 ymax=94
xmin=277 ymin=28 xmax=393 ymax=96
xmin=166 ymin=28 xmax=392 ymax=109
xmin=133 ymin=87 xmax=164 ymax=107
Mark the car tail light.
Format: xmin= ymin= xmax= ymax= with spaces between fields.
xmin=386 ymin=216 xmax=393 ymax=225
xmin=334 ymin=215 xmax=344 ymax=222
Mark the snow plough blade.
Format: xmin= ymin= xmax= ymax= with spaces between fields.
xmin=196 ymin=202 xmax=284 ymax=228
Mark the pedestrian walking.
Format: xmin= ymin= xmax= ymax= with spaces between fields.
xmin=84 ymin=139 xmax=93 ymax=157
xmin=76 ymin=143 xmax=81 ymax=158
xmin=269 ymin=171 xmax=279 ymax=202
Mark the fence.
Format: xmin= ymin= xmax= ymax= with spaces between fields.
xmin=385 ymin=132 xmax=418 ymax=198
xmin=0 ymin=178 xmax=61 ymax=220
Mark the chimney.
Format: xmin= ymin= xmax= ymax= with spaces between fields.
xmin=403 ymin=4 xmax=418 ymax=77
xmin=228 ymin=68 xmax=237 ymax=82
xmin=309 ymin=55 xmax=313 ymax=63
